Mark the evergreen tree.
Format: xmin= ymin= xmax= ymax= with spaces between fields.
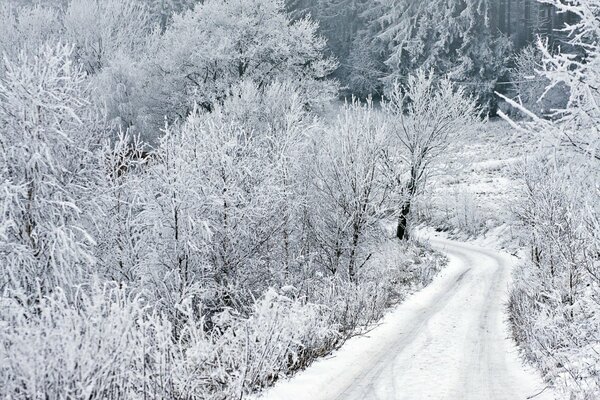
xmin=379 ymin=0 xmax=512 ymax=111
xmin=346 ymin=2 xmax=389 ymax=97
xmin=286 ymin=0 xmax=375 ymax=96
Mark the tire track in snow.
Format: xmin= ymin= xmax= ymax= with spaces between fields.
xmin=258 ymin=235 xmax=553 ymax=400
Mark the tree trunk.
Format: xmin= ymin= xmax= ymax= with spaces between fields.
xmin=396 ymin=200 xmax=411 ymax=241
xmin=348 ymin=223 xmax=360 ymax=283
xmin=397 ymin=165 xmax=418 ymax=241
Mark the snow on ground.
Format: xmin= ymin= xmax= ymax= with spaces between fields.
xmin=255 ymin=233 xmax=554 ymax=400
xmin=418 ymin=119 xmax=538 ymax=243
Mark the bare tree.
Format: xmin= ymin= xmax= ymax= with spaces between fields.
xmin=310 ymin=99 xmax=391 ymax=281
xmin=384 ymin=70 xmax=480 ymax=240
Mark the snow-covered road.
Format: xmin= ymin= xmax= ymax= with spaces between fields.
xmin=258 ymin=235 xmax=554 ymax=400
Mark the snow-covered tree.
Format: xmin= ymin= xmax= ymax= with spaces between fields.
xmin=0 ymin=3 xmax=61 ymax=71
xmin=63 ymin=0 xmax=156 ymax=74
xmin=136 ymin=79 xmax=311 ymax=318
xmin=145 ymin=0 xmax=200 ymax=32
xmin=379 ymin=0 xmax=512 ymax=111
xmin=309 ymin=100 xmax=392 ymax=281
xmin=143 ymin=0 xmax=337 ymax=129
xmin=93 ymin=134 xmax=148 ymax=284
xmin=0 ymin=2 xmax=455 ymax=399
xmin=509 ymin=44 xmax=568 ymax=117
xmin=147 ymin=0 xmax=197 ymax=30
xmin=501 ymin=0 xmax=600 ymax=160
xmin=500 ymin=2 xmax=600 ymax=398
xmin=508 ymin=156 xmax=600 ymax=399
xmin=286 ymin=0 xmax=388 ymax=97
xmin=92 ymin=53 xmax=153 ymax=138
xmin=384 ymin=70 xmax=480 ymax=240
xmin=0 ymin=43 xmax=105 ymax=293
xmin=345 ymin=3 xmax=389 ymax=97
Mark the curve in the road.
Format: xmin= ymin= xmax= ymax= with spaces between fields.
xmin=258 ymin=235 xmax=553 ymax=400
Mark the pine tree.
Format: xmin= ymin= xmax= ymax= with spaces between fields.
xmin=306 ymin=0 xmax=514 ymax=103
xmin=379 ymin=0 xmax=512 ymax=111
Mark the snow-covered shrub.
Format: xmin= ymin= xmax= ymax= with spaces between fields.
xmin=146 ymin=288 xmax=336 ymax=399
xmin=0 ymin=283 xmax=170 ymax=399
xmin=309 ymin=239 xmax=443 ymax=336
xmin=416 ymin=189 xmax=486 ymax=238
xmin=216 ymin=289 xmax=335 ymax=393
xmin=0 ymin=283 xmax=340 ymax=400
xmin=0 ymin=43 xmax=105 ymax=293
xmin=450 ymin=190 xmax=484 ymax=236
xmin=508 ymin=158 xmax=600 ymax=399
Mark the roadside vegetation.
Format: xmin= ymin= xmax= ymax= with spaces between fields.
xmin=0 ymin=0 xmax=598 ymax=399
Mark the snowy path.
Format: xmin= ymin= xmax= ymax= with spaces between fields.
xmin=257 ymin=235 xmax=554 ymax=400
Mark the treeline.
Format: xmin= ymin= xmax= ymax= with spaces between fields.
xmin=0 ymin=0 xmax=337 ymax=143
xmin=0 ymin=1 xmax=479 ymax=398
xmin=289 ymin=0 xmax=530 ymax=109
xmin=2 ymin=0 xmax=569 ymax=116
xmin=289 ymin=0 xmax=578 ymax=115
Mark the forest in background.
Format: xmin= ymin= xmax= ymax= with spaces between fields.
xmin=0 ymin=0 xmax=599 ymax=399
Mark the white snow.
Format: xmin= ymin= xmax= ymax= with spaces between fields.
xmin=256 ymin=234 xmax=554 ymax=400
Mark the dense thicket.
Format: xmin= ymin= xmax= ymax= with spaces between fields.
xmin=2 ymin=0 xmax=594 ymax=398
xmin=0 ymin=1 xmax=466 ymax=398
xmin=501 ymin=1 xmax=600 ymax=398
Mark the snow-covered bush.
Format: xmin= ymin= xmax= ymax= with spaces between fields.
xmin=308 ymin=239 xmax=443 ymax=336
xmin=0 ymin=43 xmax=105 ymax=293
xmin=0 ymin=283 xmax=339 ymax=400
xmin=508 ymin=158 xmax=600 ymax=399
xmin=201 ymin=289 xmax=336 ymax=396
xmin=450 ymin=190 xmax=484 ymax=236
xmin=0 ymin=282 xmax=173 ymax=399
